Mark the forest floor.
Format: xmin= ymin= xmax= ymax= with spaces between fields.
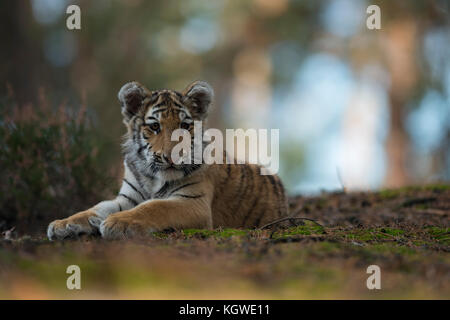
xmin=0 ymin=185 xmax=449 ymax=299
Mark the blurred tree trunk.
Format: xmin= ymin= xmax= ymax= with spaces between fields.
xmin=384 ymin=19 xmax=418 ymax=187
xmin=386 ymin=94 xmax=409 ymax=187
xmin=0 ymin=1 xmax=43 ymax=103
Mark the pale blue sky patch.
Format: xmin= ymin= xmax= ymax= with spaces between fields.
xmin=423 ymin=27 xmax=450 ymax=82
xmin=179 ymin=17 xmax=220 ymax=54
xmin=407 ymin=90 xmax=449 ymax=154
xmin=281 ymin=53 xmax=354 ymax=140
xmin=320 ymin=0 xmax=367 ymax=38
xmin=31 ymin=0 xmax=68 ymax=25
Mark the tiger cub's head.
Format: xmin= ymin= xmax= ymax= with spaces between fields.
xmin=118 ymin=80 xmax=213 ymax=181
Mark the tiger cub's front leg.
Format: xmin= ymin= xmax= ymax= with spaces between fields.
xmin=46 ymin=210 xmax=101 ymax=240
xmin=100 ymin=197 xmax=212 ymax=240
xmin=47 ymin=195 xmax=135 ymax=240
xmin=47 ymin=172 xmax=146 ymax=240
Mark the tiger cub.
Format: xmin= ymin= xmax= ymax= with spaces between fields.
xmin=47 ymin=81 xmax=288 ymax=240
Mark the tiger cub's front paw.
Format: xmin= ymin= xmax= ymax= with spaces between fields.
xmin=99 ymin=212 xmax=156 ymax=240
xmin=47 ymin=210 xmax=103 ymax=240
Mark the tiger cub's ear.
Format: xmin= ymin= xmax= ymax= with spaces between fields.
xmin=118 ymin=81 xmax=150 ymax=120
xmin=182 ymin=81 xmax=214 ymax=120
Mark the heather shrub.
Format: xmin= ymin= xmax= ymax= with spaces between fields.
xmin=0 ymin=96 xmax=116 ymax=234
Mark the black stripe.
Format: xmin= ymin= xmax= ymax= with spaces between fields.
xmin=237 ymin=165 xmax=253 ymax=214
xmin=154 ymin=181 xmax=175 ymax=198
xmin=277 ymin=177 xmax=286 ymax=217
xmin=186 ymin=86 xmax=196 ymax=95
xmin=220 ymin=164 xmax=232 ymax=188
xmin=119 ymin=193 xmax=138 ymax=206
xmin=173 ymin=101 xmax=185 ymax=109
xmin=137 ymin=144 xmax=146 ymax=154
xmin=253 ymin=207 xmax=266 ymax=227
xmin=267 ymin=175 xmax=280 ymax=198
xmin=231 ymin=165 xmax=247 ymax=215
xmin=136 ymin=142 xmax=148 ymax=162
xmin=148 ymin=93 xmax=159 ymax=105
xmin=124 ymin=178 xmax=146 ymax=200
xmin=268 ymin=175 xmax=284 ymax=217
xmin=172 ymin=193 xmax=204 ymax=199
xmin=243 ymin=197 xmax=259 ymax=227
xmin=125 ymin=158 xmax=153 ymax=192
xmin=132 ymin=118 xmax=139 ymax=143
xmin=252 ymin=174 xmax=268 ymax=227
xmin=134 ymin=122 xmax=147 ymax=159
xmin=183 ymin=164 xmax=202 ymax=177
xmin=168 ymin=182 xmax=200 ymax=197
xmin=125 ymin=159 xmax=139 ymax=183
xmin=241 ymin=166 xmax=258 ymax=226
xmin=142 ymin=132 xmax=151 ymax=140
xmin=118 ymin=202 xmax=122 ymax=211
xmin=152 ymin=108 xmax=167 ymax=115
xmin=152 ymin=102 xmax=167 ymax=111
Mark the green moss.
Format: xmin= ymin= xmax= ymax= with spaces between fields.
xmin=340 ymin=230 xmax=380 ymax=241
xmin=426 ymin=226 xmax=450 ymax=245
xmin=346 ymin=232 xmax=377 ymax=242
xmin=273 ymin=225 xmax=325 ymax=239
xmin=412 ymin=240 xmax=428 ymax=246
xmin=368 ymin=243 xmax=416 ymax=256
xmin=152 ymin=232 xmax=169 ymax=239
xmin=341 ymin=227 xmax=408 ymax=242
xmin=423 ymin=184 xmax=450 ymax=192
xmin=379 ymin=228 xmax=405 ymax=236
xmin=182 ymin=228 xmax=248 ymax=238
xmin=379 ymin=184 xmax=449 ymax=199
xmin=378 ymin=189 xmax=403 ymax=199
xmin=426 ymin=226 xmax=449 ymax=236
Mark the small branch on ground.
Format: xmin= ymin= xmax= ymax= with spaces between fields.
xmin=259 ymin=216 xmax=324 ymax=230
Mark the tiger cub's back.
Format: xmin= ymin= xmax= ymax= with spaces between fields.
xmin=209 ymin=163 xmax=288 ymax=228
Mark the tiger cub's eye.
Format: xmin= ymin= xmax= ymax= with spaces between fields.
xmin=149 ymin=123 xmax=160 ymax=131
xmin=180 ymin=122 xmax=190 ymax=130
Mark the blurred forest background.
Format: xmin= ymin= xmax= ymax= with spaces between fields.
xmin=0 ymin=0 xmax=449 ymax=233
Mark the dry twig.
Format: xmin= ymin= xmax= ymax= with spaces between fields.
xmin=259 ymin=216 xmax=324 ymax=230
